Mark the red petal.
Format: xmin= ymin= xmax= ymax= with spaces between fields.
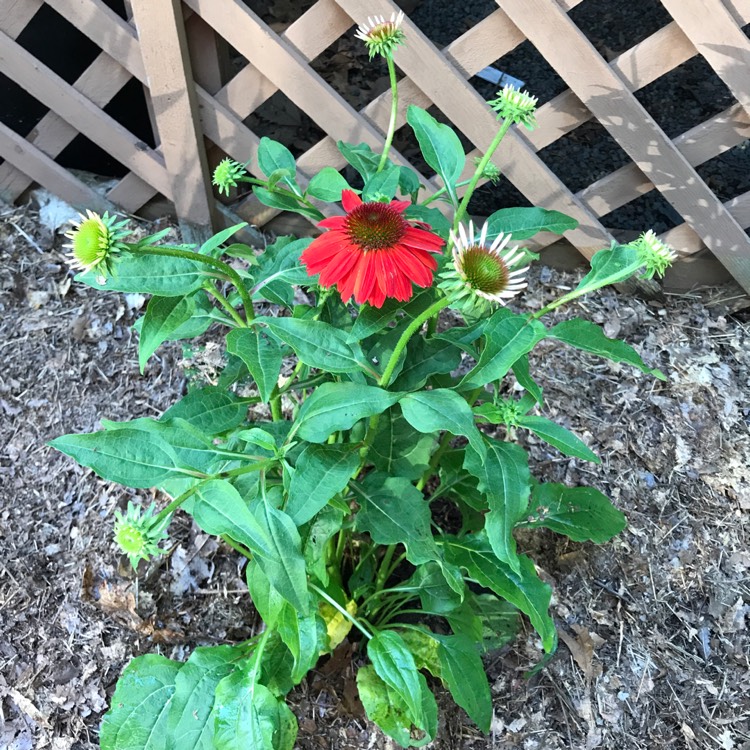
xmin=318 ymin=247 xmax=361 ymax=286
xmin=341 ymin=190 xmax=362 ymax=213
xmin=405 ymin=246 xmax=439 ymax=271
xmin=388 ymin=198 xmax=411 ymax=214
xmin=403 ymin=227 xmax=445 ymax=252
xmin=353 ymin=253 xmax=378 ymax=305
xmin=390 ymin=246 xmax=434 ymax=287
xmin=318 ymin=216 xmax=347 ymax=230
xmin=301 ymin=233 xmax=351 ymax=272
xmin=380 ymin=254 xmax=413 ymax=300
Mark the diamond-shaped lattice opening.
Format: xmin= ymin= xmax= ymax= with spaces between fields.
xmin=244 ymin=0 xmax=317 ymax=33
xmin=411 ymin=0 xmax=497 ymax=48
xmin=0 ymin=72 xmax=48 ymax=138
xmin=310 ymin=37 xmax=395 ymax=112
xmin=696 ymin=142 xmax=750 ymax=204
xmin=635 ymin=55 xmax=735 ymax=139
xmin=56 ymin=133 xmax=126 ymax=179
xmin=244 ymin=90 xmax=326 ymax=160
xmin=470 ymin=39 xmax=567 ymax=109
xmin=601 ymin=190 xmax=682 ymax=235
xmin=568 ymin=0 xmax=671 ymax=59
xmin=537 ymin=121 xmax=631 ymax=194
xmin=467 ymin=179 xmax=534 ymax=218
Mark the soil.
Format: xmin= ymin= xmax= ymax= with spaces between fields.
xmin=1 ymin=197 xmax=749 ymax=750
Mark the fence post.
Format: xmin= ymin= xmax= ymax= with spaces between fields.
xmin=130 ymin=0 xmax=216 ymax=244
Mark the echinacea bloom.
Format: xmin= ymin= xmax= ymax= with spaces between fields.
xmin=212 ymin=158 xmax=248 ymax=196
xmin=633 ymin=229 xmax=677 ymax=279
xmin=64 ymin=210 xmax=129 ymax=283
xmin=300 ymin=190 xmax=444 ymax=308
xmin=114 ymin=502 xmax=170 ymax=571
xmin=439 ymin=221 xmax=529 ymax=316
xmin=354 ymin=11 xmax=406 ymax=58
xmin=488 ymin=85 xmax=538 ymax=130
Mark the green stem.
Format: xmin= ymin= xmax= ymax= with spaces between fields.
xmin=204 ymin=285 xmax=247 ymax=328
xmin=153 ymin=483 xmax=203 ymax=528
xmin=269 ymin=388 xmax=282 ymax=421
xmin=221 ymin=534 xmax=253 ymax=559
xmin=375 ymin=544 xmax=397 ymax=592
xmin=377 ymin=55 xmax=399 ymax=173
xmin=310 ymin=582 xmax=373 ymax=640
xmin=421 ymin=179 xmax=472 ymax=207
xmin=453 ymin=117 xmax=513 ymax=229
xmin=249 ymin=628 xmax=271 ymax=685
xmin=127 ymin=243 xmax=254 ymax=321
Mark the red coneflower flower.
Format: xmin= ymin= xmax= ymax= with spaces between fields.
xmin=301 ymin=190 xmax=444 ymax=308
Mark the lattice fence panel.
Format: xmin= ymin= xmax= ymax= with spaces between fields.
xmin=1 ymin=0 xmax=749 ymax=292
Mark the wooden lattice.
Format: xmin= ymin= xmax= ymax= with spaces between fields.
xmin=1 ymin=0 xmax=749 ymax=291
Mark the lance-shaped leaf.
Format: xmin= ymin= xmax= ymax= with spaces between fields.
xmin=572 ymin=243 xmax=642 ymax=295
xmin=353 ymin=473 xmax=438 ymax=564
xmin=162 ymin=387 xmax=247 ymax=435
xmin=548 ymin=318 xmax=666 ymax=380
xmin=485 ymin=206 xmax=578 ymax=241
xmin=400 ymin=389 xmax=486 ymax=459
xmin=443 ymin=533 xmax=556 ymax=652
xmin=286 ymin=444 xmax=360 ymax=525
xmin=213 ymin=666 xmax=297 ymax=750
xmin=407 ymin=106 xmax=464 ymax=207
xmin=226 ymin=327 xmax=284 ymax=404
xmin=306 ymin=167 xmax=351 ymax=202
xmin=518 ymin=415 xmax=599 ymax=463
xmin=292 ymin=382 xmax=402 ymax=443
xmin=277 ymin=603 xmax=325 ymax=683
xmin=165 ymin=645 xmax=249 ymax=750
xmin=100 ymin=654 xmax=182 ymax=750
xmin=371 ymin=407 xmax=436 ymax=481
xmin=519 ymin=483 xmax=626 ymax=543
xmin=459 ymin=311 xmax=546 ymax=390
xmin=256 ymin=317 xmax=369 ymax=374
xmin=257 ymin=136 xmax=298 ymax=192
xmin=50 ymin=428 xmax=183 ymax=489
xmin=138 ymin=294 xmax=196 ymax=373
xmin=464 ymin=436 xmax=530 ymax=574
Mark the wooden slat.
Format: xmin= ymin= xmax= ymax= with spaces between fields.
xmin=661 ymin=0 xmax=750 ymax=118
xmin=130 ymin=0 xmax=215 ymax=238
xmin=0 ymin=0 xmax=43 ymax=37
xmin=579 ymin=103 xmax=750 ymax=216
xmin=501 ymin=0 xmax=750 ymax=292
xmin=0 ymin=28 xmax=171 ymax=196
xmin=0 ymin=120 xmax=113 ymax=212
xmin=338 ymin=0 xmax=614 ymax=258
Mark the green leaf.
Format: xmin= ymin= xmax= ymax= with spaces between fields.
xmin=286 ymin=444 xmax=359 ymax=525
xmin=277 ymin=604 xmax=325 ymax=683
xmin=259 ymin=632 xmax=295 ymax=697
xmin=257 ymin=137 xmax=297 ymax=191
xmin=199 ymin=222 xmax=248 ymax=256
xmin=353 ymin=472 xmax=438 ymax=564
xmin=138 ymin=295 xmax=196 ymax=373
xmin=434 ymin=634 xmax=492 ymax=733
xmin=407 ymin=106 xmax=464 ymax=207
xmin=306 ymin=167 xmax=351 ymax=202
xmin=100 ymin=654 xmax=181 ymax=750
xmin=293 ymin=382 xmax=401 ymax=443
xmin=518 ymin=415 xmax=599 ymax=463
xmin=226 ymin=328 xmax=284 ymax=404
xmin=213 ymin=669 xmax=297 ymax=750
xmin=403 ymin=561 xmax=464 ymax=614
xmin=252 ymin=237 xmax=314 ymax=307
xmin=520 ymin=483 xmax=626 ymax=543
xmin=370 ymin=407 xmax=436 ymax=481
xmin=348 ymin=288 xmax=435 ymax=343
xmin=548 ymin=318 xmax=666 ymax=380
xmin=251 ymin=497 xmax=310 ymax=614
xmin=403 ymin=204 xmax=452 ymax=239
xmin=398 ymin=167 xmax=421 ymax=200
xmin=464 ymin=437 xmax=529 ymax=574
xmin=459 ymin=311 xmax=546 ymax=390
xmin=512 ymin=355 xmax=543 ymax=405
xmin=50 ymin=429 xmax=182 ymax=489
xmin=573 ymin=243 xmax=642 ymax=295
xmin=400 ymin=389 xmax=486 ymax=459
xmin=77 ymin=253 xmax=210 ymax=296
xmin=433 ymin=318 xmax=485 ymax=352
xmin=368 ymin=631 xmax=437 ymax=737
xmin=471 ymin=594 xmax=521 ymax=652
xmin=392 ymin=337 xmax=462 ymax=391
xmin=166 ymin=645 xmax=249 ymax=750
xmin=301 ymin=505 xmax=345 ymax=585
xmin=337 ymin=141 xmax=381 ymax=181
xmin=162 ymin=387 xmax=247 ymax=434
xmin=357 ymin=666 xmax=437 ymax=748
xmin=363 ymin=166 xmax=401 ymax=201
xmin=443 ymin=533 xmax=556 ymax=652
xmin=257 ymin=317 xmax=368 ymax=374
xmin=246 ymin=561 xmax=285 ymax=628
xmin=253 ymin=186 xmax=323 ymax=221
xmin=485 ymin=207 xmax=578 ymax=241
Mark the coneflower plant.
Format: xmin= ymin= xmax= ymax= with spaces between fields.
xmin=52 ymin=13 xmax=675 ymax=750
